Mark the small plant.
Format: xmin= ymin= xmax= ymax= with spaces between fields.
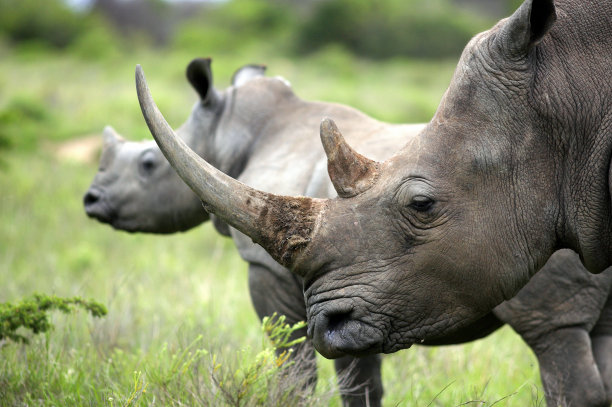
xmin=122 ymin=370 xmax=148 ymax=407
xmin=0 ymin=293 xmax=107 ymax=344
xmin=207 ymin=313 xmax=310 ymax=406
xmin=261 ymin=313 xmax=307 ymax=351
xmin=134 ymin=314 xmax=317 ymax=406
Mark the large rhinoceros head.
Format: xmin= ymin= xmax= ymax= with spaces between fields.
xmin=138 ymin=0 xmax=612 ymax=358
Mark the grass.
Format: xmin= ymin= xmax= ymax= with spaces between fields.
xmin=0 ymin=42 xmax=544 ymax=405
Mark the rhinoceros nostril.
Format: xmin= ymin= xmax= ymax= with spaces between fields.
xmin=326 ymin=309 xmax=353 ymax=334
xmin=83 ymin=190 xmax=100 ymax=207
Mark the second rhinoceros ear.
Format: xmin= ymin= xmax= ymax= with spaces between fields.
xmin=186 ymin=58 xmax=217 ymax=104
xmin=498 ymin=0 xmax=556 ymax=58
xmin=320 ymin=118 xmax=379 ymax=198
xmin=231 ymin=64 xmax=266 ymax=87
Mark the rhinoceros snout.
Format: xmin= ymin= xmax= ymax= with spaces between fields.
xmin=83 ymin=187 xmax=114 ymax=223
xmin=308 ymin=303 xmax=382 ymax=359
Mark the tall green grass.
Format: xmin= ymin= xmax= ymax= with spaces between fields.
xmin=0 ymin=43 xmax=544 ymax=405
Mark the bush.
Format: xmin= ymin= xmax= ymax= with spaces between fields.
xmin=131 ymin=314 xmax=321 ymax=406
xmin=0 ymin=95 xmax=52 ymax=151
xmin=173 ymin=0 xmax=297 ymax=55
xmin=0 ymin=0 xmax=86 ymax=49
xmin=0 ymin=293 xmax=107 ymax=344
xmin=297 ymin=0 xmax=493 ymax=59
xmin=67 ymin=16 xmax=124 ymax=61
xmin=199 ymin=314 xmax=310 ymax=406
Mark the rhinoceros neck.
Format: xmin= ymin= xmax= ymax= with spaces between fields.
xmin=534 ymin=1 xmax=612 ymax=272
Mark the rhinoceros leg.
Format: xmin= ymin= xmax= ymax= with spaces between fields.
xmin=334 ymin=354 xmax=383 ymax=407
xmin=247 ymin=262 xmax=384 ymax=406
xmin=592 ymin=335 xmax=612 ymax=404
xmin=591 ymin=293 xmax=612 ymax=404
xmin=530 ymin=327 xmax=608 ymax=407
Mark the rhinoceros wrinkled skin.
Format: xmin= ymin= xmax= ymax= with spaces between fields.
xmin=137 ymin=0 xmax=612 ymax=405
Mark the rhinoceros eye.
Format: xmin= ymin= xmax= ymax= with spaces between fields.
xmin=138 ymin=150 xmax=158 ymax=177
xmin=409 ymin=196 xmax=434 ymax=212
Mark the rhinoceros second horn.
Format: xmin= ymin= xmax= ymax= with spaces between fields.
xmin=320 ymin=118 xmax=379 ymax=198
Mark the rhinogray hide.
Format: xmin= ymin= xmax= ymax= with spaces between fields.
xmin=136 ymin=0 xmax=612 ymax=405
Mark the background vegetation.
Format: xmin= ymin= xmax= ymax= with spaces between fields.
xmin=0 ymin=0 xmax=545 ymax=405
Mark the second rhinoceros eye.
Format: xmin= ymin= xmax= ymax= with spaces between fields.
xmin=138 ymin=150 xmax=158 ymax=177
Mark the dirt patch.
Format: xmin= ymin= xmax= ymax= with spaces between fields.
xmin=49 ymin=134 xmax=102 ymax=164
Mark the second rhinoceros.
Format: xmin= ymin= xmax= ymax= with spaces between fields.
xmin=90 ymin=57 xmax=612 ymax=406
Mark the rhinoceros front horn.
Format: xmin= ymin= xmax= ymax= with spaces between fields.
xmin=135 ymin=64 xmax=322 ymax=271
xmin=320 ymin=118 xmax=379 ymax=198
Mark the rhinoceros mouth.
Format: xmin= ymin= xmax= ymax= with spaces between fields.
xmin=307 ymin=302 xmax=386 ymax=359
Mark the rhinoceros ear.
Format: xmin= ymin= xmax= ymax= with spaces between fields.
xmin=186 ymin=58 xmax=217 ymax=104
xmin=102 ymin=125 xmax=124 ymax=146
xmin=231 ymin=64 xmax=266 ymax=87
xmin=320 ymin=118 xmax=379 ymax=198
xmin=498 ymin=0 xmax=556 ymax=58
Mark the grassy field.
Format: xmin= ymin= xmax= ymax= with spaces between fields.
xmin=0 ymin=43 xmax=545 ymax=406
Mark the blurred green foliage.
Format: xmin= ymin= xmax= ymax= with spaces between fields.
xmin=0 ymin=0 xmax=497 ymax=60
xmin=509 ymin=0 xmax=524 ymax=11
xmin=0 ymin=0 xmax=86 ymax=48
xmin=67 ymin=17 xmax=125 ymax=60
xmin=0 ymin=0 xmax=135 ymax=59
xmin=297 ymin=0 xmax=493 ymax=59
xmin=173 ymin=0 xmax=495 ymax=59
xmin=173 ymin=0 xmax=297 ymax=55
xmin=0 ymin=96 xmax=52 ymax=151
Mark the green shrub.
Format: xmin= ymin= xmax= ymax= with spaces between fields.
xmin=173 ymin=0 xmax=296 ymax=55
xmin=68 ymin=16 xmax=124 ymax=61
xmin=0 ymin=293 xmax=107 ymax=344
xmin=0 ymin=126 xmax=9 ymax=153
xmin=0 ymin=0 xmax=86 ymax=49
xmin=297 ymin=0 xmax=493 ymax=59
xmin=0 ymin=95 xmax=52 ymax=151
xmin=133 ymin=314 xmax=318 ymax=406
xmin=201 ymin=314 xmax=310 ymax=406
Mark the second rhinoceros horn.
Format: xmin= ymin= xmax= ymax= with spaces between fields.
xmin=320 ymin=118 xmax=379 ymax=198
xmin=135 ymin=64 xmax=323 ymax=271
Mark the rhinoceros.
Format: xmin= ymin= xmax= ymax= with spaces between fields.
xmin=92 ymin=57 xmax=611 ymax=404
xmin=136 ymin=0 xmax=612 ymax=405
